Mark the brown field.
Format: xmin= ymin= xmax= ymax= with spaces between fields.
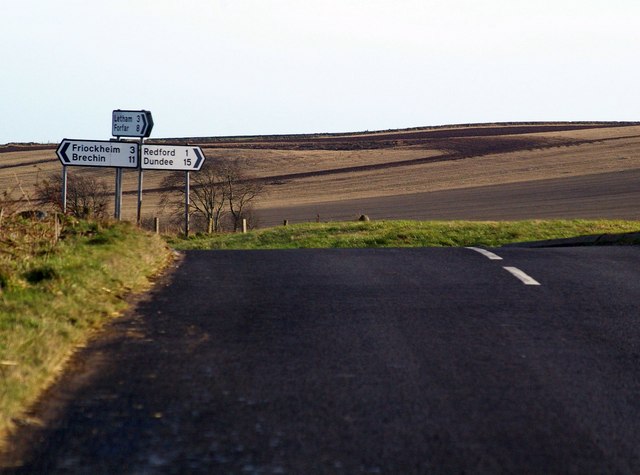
xmin=2 ymin=122 xmax=640 ymax=230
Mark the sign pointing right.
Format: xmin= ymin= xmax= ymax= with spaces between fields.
xmin=141 ymin=144 xmax=205 ymax=171
xmin=112 ymin=110 xmax=154 ymax=138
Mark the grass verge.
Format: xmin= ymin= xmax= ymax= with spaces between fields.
xmin=169 ymin=219 xmax=640 ymax=250
xmin=0 ymin=216 xmax=172 ymax=438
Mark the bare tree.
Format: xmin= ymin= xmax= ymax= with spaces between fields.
xmin=160 ymin=157 xmax=264 ymax=233
xmin=224 ymin=160 xmax=265 ymax=231
xmin=36 ymin=171 xmax=109 ymax=219
xmin=160 ymin=158 xmax=229 ymax=233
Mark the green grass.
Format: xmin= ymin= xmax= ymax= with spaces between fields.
xmin=0 ymin=216 xmax=172 ymax=437
xmin=169 ymin=219 xmax=640 ymax=250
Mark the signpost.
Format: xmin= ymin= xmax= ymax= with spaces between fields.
xmin=56 ymin=111 xmax=206 ymax=234
xmin=57 ymin=139 xmax=139 ymax=219
xmin=57 ymin=139 xmax=139 ymax=168
xmin=141 ymin=144 xmax=206 ymax=236
xmin=111 ymin=110 xmax=153 ymax=223
xmin=112 ymin=110 xmax=153 ymax=138
xmin=141 ymin=144 xmax=205 ymax=171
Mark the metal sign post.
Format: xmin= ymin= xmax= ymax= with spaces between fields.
xmin=61 ymin=166 xmax=68 ymax=214
xmin=136 ymin=136 xmax=144 ymax=225
xmin=137 ymin=165 xmax=144 ymax=225
xmin=185 ymin=171 xmax=190 ymax=237
xmin=114 ymin=168 xmax=123 ymax=220
xmin=111 ymin=110 xmax=153 ymax=224
xmin=140 ymin=144 xmax=205 ymax=235
xmin=56 ymin=139 xmax=137 ymax=220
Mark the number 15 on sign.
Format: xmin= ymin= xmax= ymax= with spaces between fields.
xmin=141 ymin=145 xmax=205 ymax=171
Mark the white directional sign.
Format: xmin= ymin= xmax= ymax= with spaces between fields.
xmin=56 ymin=139 xmax=139 ymax=168
xmin=112 ymin=110 xmax=153 ymax=138
xmin=141 ymin=145 xmax=205 ymax=171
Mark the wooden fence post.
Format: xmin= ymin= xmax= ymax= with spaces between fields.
xmin=54 ymin=213 xmax=61 ymax=244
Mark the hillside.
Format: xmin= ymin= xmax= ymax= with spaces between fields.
xmin=2 ymin=122 xmax=640 ymax=230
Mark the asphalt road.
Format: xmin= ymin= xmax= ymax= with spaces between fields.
xmin=4 ymin=246 xmax=640 ymax=473
xmin=256 ymin=169 xmax=640 ymax=225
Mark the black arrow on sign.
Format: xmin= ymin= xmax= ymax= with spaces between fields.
xmin=193 ymin=148 xmax=204 ymax=169
xmin=143 ymin=111 xmax=153 ymax=137
xmin=56 ymin=141 xmax=71 ymax=164
xmin=140 ymin=113 xmax=147 ymax=135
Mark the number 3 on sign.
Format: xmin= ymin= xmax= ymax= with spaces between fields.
xmin=129 ymin=146 xmax=136 ymax=163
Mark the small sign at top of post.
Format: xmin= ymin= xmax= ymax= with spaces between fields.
xmin=112 ymin=110 xmax=153 ymax=138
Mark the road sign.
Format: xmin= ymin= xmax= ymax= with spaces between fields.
xmin=56 ymin=139 xmax=139 ymax=168
xmin=112 ymin=110 xmax=154 ymax=138
xmin=141 ymin=144 xmax=205 ymax=171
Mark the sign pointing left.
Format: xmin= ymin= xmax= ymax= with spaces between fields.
xmin=56 ymin=139 xmax=139 ymax=168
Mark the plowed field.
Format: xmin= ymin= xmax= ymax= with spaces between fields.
xmin=2 ymin=122 xmax=640 ymax=230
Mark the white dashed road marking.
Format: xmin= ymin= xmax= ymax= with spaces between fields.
xmin=466 ymin=247 xmax=541 ymax=286
xmin=502 ymin=266 xmax=542 ymax=286
xmin=465 ymin=247 xmax=503 ymax=260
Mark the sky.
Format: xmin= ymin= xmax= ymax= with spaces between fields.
xmin=1 ymin=0 xmax=639 ymax=144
